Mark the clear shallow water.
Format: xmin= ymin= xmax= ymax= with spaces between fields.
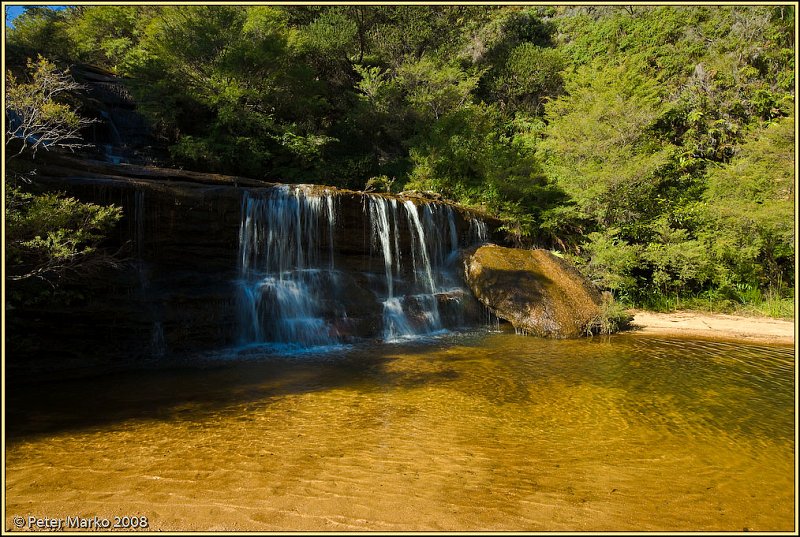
xmin=5 ymin=331 xmax=795 ymax=531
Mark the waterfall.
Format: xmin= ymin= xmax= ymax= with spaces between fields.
xmin=367 ymin=198 xmax=476 ymax=342
xmin=236 ymin=187 xmax=489 ymax=348
xmin=368 ymin=197 xmax=400 ymax=298
xmin=469 ymin=217 xmax=488 ymax=244
xmin=150 ymin=321 xmax=166 ymax=357
xmin=236 ymin=186 xmax=339 ymax=347
xmin=132 ymin=188 xmax=169 ymax=357
xmin=134 ymin=189 xmax=145 ymax=258
xmin=404 ymin=200 xmax=438 ymax=295
xmin=100 ymin=110 xmax=123 ymax=145
xmin=100 ymin=110 xmax=126 ymax=164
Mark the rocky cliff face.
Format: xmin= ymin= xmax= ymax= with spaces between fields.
xmin=463 ymin=245 xmax=603 ymax=338
xmin=6 ymin=155 xmax=497 ymax=378
xmin=71 ymin=64 xmax=167 ymax=166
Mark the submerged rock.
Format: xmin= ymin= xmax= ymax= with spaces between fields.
xmin=463 ymin=245 xmax=602 ymax=338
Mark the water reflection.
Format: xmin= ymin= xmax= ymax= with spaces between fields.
xmin=5 ymin=331 xmax=795 ymax=531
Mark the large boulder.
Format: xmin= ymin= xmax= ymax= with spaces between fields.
xmin=463 ymin=245 xmax=603 ymax=338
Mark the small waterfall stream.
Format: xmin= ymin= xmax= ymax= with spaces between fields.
xmin=132 ymin=188 xmax=168 ymax=358
xmin=370 ymin=198 xmax=467 ymax=341
xmin=236 ymin=186 xmax=488 ymax=348
xmin=237 ymin=186 xmax=339 ymax=347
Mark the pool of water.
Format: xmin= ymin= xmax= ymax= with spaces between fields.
xmin=5 ymin=331 xmax=795 ymax=531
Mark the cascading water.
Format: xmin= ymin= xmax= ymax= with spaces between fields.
xmin=134 ymin=189 xmax=145 ymax=259
xmin=236 ymin=186 xmax=489 ymax=348
xmin=236 ymin=186 xmax=340 ymax=347
xmin=367 ymin=197 xmax=412 ymax=340
xmin=367 ymin=197 xmax=484 ymax=342
xmin=469 ymin=217 xmax=488 ymax=244
xmin=132 ymin=188 xmax=168 ymax=357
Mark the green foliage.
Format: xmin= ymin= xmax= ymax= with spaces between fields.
xmin=699 ymin=115 xmax=794 ymax=293
xmin=5 ymin=56 xmax=95 ymax=158
xmin=4 ymin=51 xmax=125 ymax=307
xmin=640 ymin=217 xmax=713 ymax=296
xmin=64 ymin=6 xmax=142 ymax=68
xmin=5 ymin=7 xmax=73 ymax=61
xmin=747 ymin=290 xmax=794 ymax=319
xmin=556 ymin=5 xmax=794 ymax=163
xmin=575 ymin=229 xmax=641 ymax=296
xmin=585 ymin=294 xmax=633 ymax=336
xmin=542 ymin=61 xmax=675 ymax=237
xmin=467 ymin=7 xmax=556 ymax=66
xmin=539 ymin=6 xmax=793 ymax=313
xmin=364 ymin=175 xmax=395 ymax=193
xmin=5 ymin=179 xmax=123 ymax=286
xmin=368 ymin=6 xmax=478 ymax=65
xmin=120 ymin=6 xmax=332 ymax=179
xmin=397 ymin=57 xmax=482 ymax=121
xmin=7 ymin=5 xmax=793 ymax=316
xmin=297 ymin=8 xmax=359 ymax=61
xmin=405 ymin=104 xmax=567 ymax=243
xmin=491 ymin=43 xmax=565 ymax=114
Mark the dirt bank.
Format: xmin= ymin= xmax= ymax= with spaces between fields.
xmin=628 ymin=310 xmax=795 ymax=345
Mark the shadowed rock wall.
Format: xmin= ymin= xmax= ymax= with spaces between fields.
xmin=6 ymin=156 xmax=496 ymax=378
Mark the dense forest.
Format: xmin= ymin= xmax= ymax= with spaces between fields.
xmin=5 ymin=4 xmax=795 ymax=317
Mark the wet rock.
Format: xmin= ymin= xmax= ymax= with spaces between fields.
xmin=463 ymin=245 xmax=602 ymax=338
xmin=7 ymin=155 xmax=501 ymax=377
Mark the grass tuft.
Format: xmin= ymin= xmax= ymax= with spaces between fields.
xmin=586 ymin=293 xmax=633 ymax=335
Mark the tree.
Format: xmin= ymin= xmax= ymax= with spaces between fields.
xmin=5 ymin=55 xmax=96 ymax=158
xmin=397 ymin=57 xmax=481 ymax=121
xmin=491 ymin=43 xmax=565 ymax=114
xmin=541 ymin=60 xmax=674 ymax=235
xmin=368 ymin=6 xmax=477 ymax=66
xmin=5 ymin=6 xmax=73 ymax=62
xmin=5 ymin=5 xmax=792 ymax=313
xmin=405 ymin=104 xmax=567 ymax=244
xmin=64 ymin=5 xmax=144 ymax=69
xmin=699 ymin=114 xmax=794 ymax=292
xmin=5 ymin=184 xmax=122 ymax=285
xmin=5 ymin=56 xmax=123 ymax=290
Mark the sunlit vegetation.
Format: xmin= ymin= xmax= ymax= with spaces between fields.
xmin=5 ymin=55 xmax=122 ymax=299
xmin=5 ymin=5 xmax=794 ymax=317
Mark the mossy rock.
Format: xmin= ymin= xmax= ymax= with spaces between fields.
xmin=464 ymin=245 xmax=602 ymax=338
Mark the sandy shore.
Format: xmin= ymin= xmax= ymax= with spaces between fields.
xmin=628 ymin=310 xmax=795 ymax=345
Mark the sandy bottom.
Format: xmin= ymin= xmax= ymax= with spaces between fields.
xmin=5 ymin=332 xmax=795 ymax=532
xmin=629 ymin=310 xmax=795 ymax=345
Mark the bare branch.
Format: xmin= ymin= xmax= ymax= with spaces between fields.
xmin=5 ymin=56 xmax=97 ymax=159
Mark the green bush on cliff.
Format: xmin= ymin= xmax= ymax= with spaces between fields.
xmin=5 ymin=55 xmax=124 ymax=302
xmin=5 ymin=181 xmax=123 ymax=288
xmin=5 ymin=56 xmax=96 ymax=158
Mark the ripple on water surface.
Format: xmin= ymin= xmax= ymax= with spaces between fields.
xmin=5 ymin=331 xmax=795 ymax=531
